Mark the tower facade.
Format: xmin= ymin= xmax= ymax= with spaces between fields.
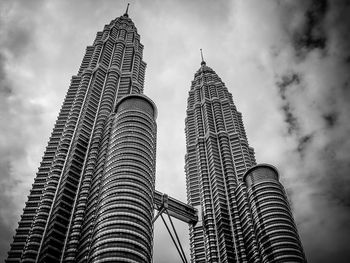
xmin=6 ymin=11 xmax=157 ymax=263
xmin=243 ymin=164 xmax=305 ymax=262
xmin=185 ymin=61 xmax=306 ymax=262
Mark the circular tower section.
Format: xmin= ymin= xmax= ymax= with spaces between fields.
xmin=88 ymin=94 xmax=157 ymax=263
xmin=243 ymin=164 xmax=306 ymax=263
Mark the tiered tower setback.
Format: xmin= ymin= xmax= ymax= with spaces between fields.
xmin=6 ymin=7 xmax=307 ymax=263
xmin=185 ymin=59 xmax=306 ymax=262
xmin=185 ymin=60 xmax=256 ymax=262
xmin=6 ymin=11 xmax=150 ymax=263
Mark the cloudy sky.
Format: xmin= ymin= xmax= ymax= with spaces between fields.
xmin=0 ymin=0 xmax=349 ymax=262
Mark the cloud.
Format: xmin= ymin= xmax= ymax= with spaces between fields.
xmin=322 ymin=111 xmax=338 ymax=127
xmin=292 ymin=0 xmax=328 ymax=53
xmin=276 ymin=72 xmax=302 ymax=134
xmin=268 ymin=1 xmax=350 ymax=261
xmin=0 ymin=1 xmax=349 ymax=262
xmin=0 ymin=0 xmax=47 ymax=259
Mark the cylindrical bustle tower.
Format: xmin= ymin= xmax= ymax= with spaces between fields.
xmin=88 ymin=94 xmax=157 ymax=263
xmin=243 ymin=164 xmax=306 ymax=263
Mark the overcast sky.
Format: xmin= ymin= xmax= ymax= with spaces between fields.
xmin=0 ymin=0 xmax=349 ymax=262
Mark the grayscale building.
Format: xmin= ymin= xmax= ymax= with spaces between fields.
xmin=185 ymin=59 xmax=306 ymax=262
xmin=7 ymin=6 xmax=306 ymax=263
xmin=6 ymin=9 xmax=159 ymax=263
xmin=7 ymin=8 xmax=198 ymax=263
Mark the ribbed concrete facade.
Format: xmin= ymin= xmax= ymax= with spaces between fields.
xmin=6 ymin=11 xmax=153 ymax=263
xmin=185 ymin=61 xmax=306 ymax=262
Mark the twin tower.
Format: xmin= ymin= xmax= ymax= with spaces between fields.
xmin=7 ymin=10 xmax=306 ymax=263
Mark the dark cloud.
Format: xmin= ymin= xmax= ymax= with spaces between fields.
xmin=277 ymin=73 xmax=300 ymax=99
xmin=282 ymin=0 xmax=350 ymax=60
xmin=0 ymin=53 xmax=12 ymax=95
xmin=273 ymin=1 xmax=350 ymax=261
xmin=322 ymin=111 xmax=338 ymax=127
xmin=281 ymin=104 xmax=299 ymax=135
xmin=296 ymin=134 xmax=313 ymax=155
xmin=328 ymin=0 xmax=350 ymax=58
xmin=293 ymin=0 xmax=328 ymax=52
xmin=276 ymin=72 xmax=301 ymax=134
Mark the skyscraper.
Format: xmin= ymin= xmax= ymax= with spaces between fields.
xmin=185 ymin=59 xmax=306 ymax=262
xmin=6 ymin=9 xmax=159 ymax=263
xmin=6 ymin=6 xmax=306 ymax=263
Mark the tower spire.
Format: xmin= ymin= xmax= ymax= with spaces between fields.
xmin=124 ymin=3 xmax=130 ymax=17
xmin=200 ymin=48 xmax=206 ymax=66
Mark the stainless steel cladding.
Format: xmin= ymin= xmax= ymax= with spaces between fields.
xmin=243 ymin=164 xmax=306 ymax=262
xmin=88 ymin=95 xmax=157 ymax=263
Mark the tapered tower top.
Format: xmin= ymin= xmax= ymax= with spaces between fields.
xmin=195 ymin=49 xmax=214 ymax=76
xmin=123 ymin=3 xmax=130 ymax=17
